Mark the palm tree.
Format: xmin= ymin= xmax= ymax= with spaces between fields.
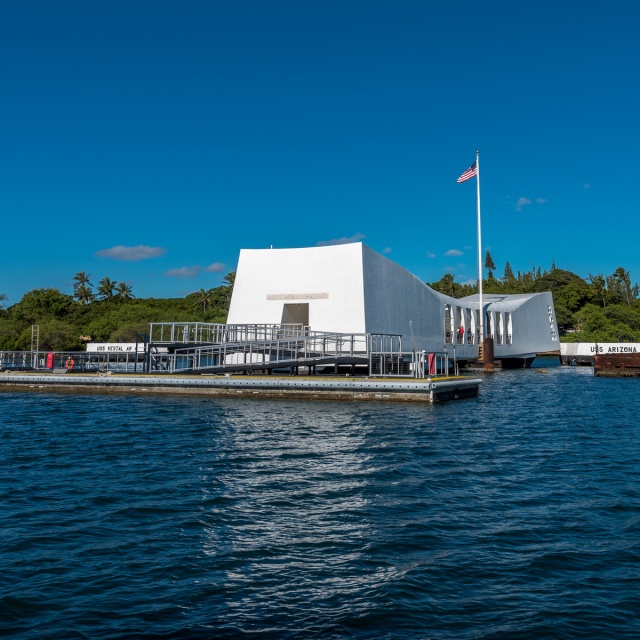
xmin=97 ymin=277 xmax=117 ymax=301
xmin=613 ymin=267 xmax=632 ymax=306
xmin=74 ymin=283 xmax=95 ymax=305
xmin=72 ymin=271 xmax=94 ymax=304
xmin=193 ymin=288 xmax=213 ymax=312
xmin=115 ymin=282 xmax=135 ymax=301
xmin=223 ymin=272 xmax=236 ymax=303
xmin=73 ymin=271 xmax=92 ymax=289
xmin=589 ymin=273 xmax=607 ymax=308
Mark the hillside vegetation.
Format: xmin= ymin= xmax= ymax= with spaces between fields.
xmin=1 ymin=259 xmax=639 ymax=351
xmin=0 ymin=273 xmax=234 ymax=351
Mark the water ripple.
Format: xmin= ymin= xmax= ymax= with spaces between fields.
xmin=2 ymin=362 xmax=640 ymax=638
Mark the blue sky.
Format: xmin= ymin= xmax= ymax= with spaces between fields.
xmin=1 ymin=1 xmax=639 ymax=304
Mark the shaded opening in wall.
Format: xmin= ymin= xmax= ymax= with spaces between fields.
xmin=281 ymin=303 xmax=309 ymax=327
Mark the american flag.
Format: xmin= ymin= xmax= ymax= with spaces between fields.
xmin=457 ymin=161 xmax=477 ymax=183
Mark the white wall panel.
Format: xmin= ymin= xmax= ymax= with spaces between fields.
xmin=227 ymin=244 xmax=366 ymax=333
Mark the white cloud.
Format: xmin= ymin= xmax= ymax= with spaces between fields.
xmin=426 ymin=252 xmax=436 ymax=258
xmin=445 ymin=249 xmax=463 ymax=257
xmin=536 ymin=197 xmax=548 ymax=204
xmin=205 ymin=262 xmax=226 ymax=273
xmin=382 ymin=247 xmax=392 ymax=254
xmin=515 ymin=197 xmax=532 ymax=212
xmin=95 ymin=245 xmax=167 ymax=261
xmin=316 ymin=233 xmax=365 ymax=246
xmin=164 ymin=266 xmax=200 ymax=278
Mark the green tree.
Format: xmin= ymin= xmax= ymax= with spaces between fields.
xmin=428 ymin=274 xmax=477 ymax=298
xmin=438 ymin=273 xmax=456 ymax=297
xmin=222 ymin=272 xmax=236 ymax=304
xmin=192 ymin=288 xmax=213 ymax=312
xmin=0 ymin=316 xmax=21 ymax=349
xmin=110 ymin=321 xmax=150 ymax=342
xmin=97 ymin=277 xmax=117 ymax=301
xmin=613 ymin=267 xmax=633 ymax=306
xmin=502 ymin=261 xmax=515 ymax=284
xmin=115 ymin=282 xmax=135 ymax=301
xmin=73 ymin=271 xmax=92 ymax=288
xmin=38 ymin=319 xmax=81 ymax=351
xmin=12 ymin=288 xmax=74 ymax=324
xmin=484 ymin=251 xmax=496 ymax=278
xmin=72 ymin=271 xmax=94 ymax=304
xmin=574 ymin=304 xmax=611 ymax=337
xmin=588 ymin=273 xmax=607 ymax=307
xmin=74 ymin=283 xmax=95 ymax=305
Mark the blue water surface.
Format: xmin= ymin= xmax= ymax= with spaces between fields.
xmin=1 ymin=362 xmax=640 ymax=639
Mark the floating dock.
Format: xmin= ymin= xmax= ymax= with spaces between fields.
xmin=0 ymin=372 xmax=481 ymax=403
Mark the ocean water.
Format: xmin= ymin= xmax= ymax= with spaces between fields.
xmin=1 ymin=361 xmax=640 ymax=639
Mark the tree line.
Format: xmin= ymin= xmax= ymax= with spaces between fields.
xmin=430 ymin=252 xmax=640 ymax=343
xmin=0 ymin=273 xmax=235 ymax=352
xmin=71 ymin=272 xmax=134 ymax=304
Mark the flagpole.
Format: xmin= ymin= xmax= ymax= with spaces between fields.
xmin=476 ymin=150 xmax=483 ymax=349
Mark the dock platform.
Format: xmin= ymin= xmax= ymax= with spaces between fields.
xmin=0 ymin=372 xmax=481 ymax=403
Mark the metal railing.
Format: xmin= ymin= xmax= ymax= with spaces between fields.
xmin=448 ymin=329 xmax=472 ymax=346
xmin=0 ymin=351 xmax=39 ymax=370
xmin=148 ymin=322 xmax=307 ymax=345
xmin=0 ymin=350 xmax=147 ymax=373
xmin=369 ymin=351 xmax=449 ymax=378
xmin=151 ymin=331 xmax=373 ymax=374
xmin=147 ymin=331 xmax=451 ymax=379
xmin=2 ymin=327 xmax=455 ymax=380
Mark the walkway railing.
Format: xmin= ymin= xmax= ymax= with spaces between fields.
xmin=146 ymin=329 xmax=448 ymax=379
xmin=1 ymin=326 xmax=452 ymax=379
xmin=152 ymin=331 xmax=372 ymax=374
xmin=0 ymin=350 xmax=147 ymax=373
xmin=369 ymin=351 xmax=449 ymax=378
xmin=149 ymin=322 xmax=307 ymax=345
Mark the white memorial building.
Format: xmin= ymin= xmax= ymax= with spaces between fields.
xmin=227 ymin=243 xmax=559 ymax=367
